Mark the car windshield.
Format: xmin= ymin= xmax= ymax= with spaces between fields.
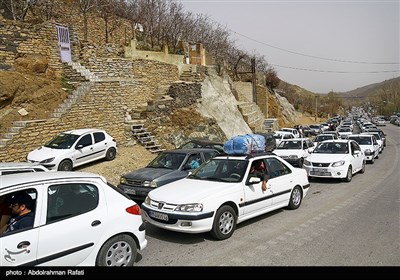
xmin=350 ymin=137 xmax=371 ymax=145
xmin=339 ymin=127 xmax=351 ymax=132
xmin=277 ymin=141 xmax=301 ymax=150
xmin=314 ymin=142 xmax=349 ymax=154
xmin=188 ymin=159 xmax=248 ymax=183
xmin=314 ymin=135 xmax=332 ymax=142
xmin=44 ymin=133 xmax=80 ymax=149
xmin=147 ymin=152 xmax=186 ymax=169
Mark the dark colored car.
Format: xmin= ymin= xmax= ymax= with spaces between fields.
xmin=178 ymin=139 xmax=224 ymax=153
xmin=118 ymin=148 xmax=220 ymax=202
xmin=255 ymin=132 xmax=277 ymax=152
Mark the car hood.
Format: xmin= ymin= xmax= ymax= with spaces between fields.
xmin=27 ymin=146 xmax=68 ymax=161
xmin=123 ymin=167 xmax=181 ymax=181
xmin=148 ymin=178 xmax=234 ymax=203
xmin=308 ymin=153 xmax=348 ymax=163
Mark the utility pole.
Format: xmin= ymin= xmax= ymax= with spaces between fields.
xmin=251 ymin=57 xmax=256 ymax=103
xmin=315 ymin=95 xmax=318 ymax=122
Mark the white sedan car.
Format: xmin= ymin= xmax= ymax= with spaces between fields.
xmin=348 ymin=134 xmax=379 ymax=164
xmin=0 ymin=171 xmax=147 ymax=266
xmin=27 ymin=128 xmax=117 ymax=171
xmin=272 ymin=138 xmax=314 ymax=167
xmin=303 ymin=139 xmax=366 ymax=182
xmin=142 ymin=154 xmax=310 ymax=240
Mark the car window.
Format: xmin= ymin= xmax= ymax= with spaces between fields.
xmin=93 ymin=132 xmax=105 ymax=143
xmin=1 ymin=169 xmax=35 ymax=175
xmin=1 ymin=188 xmax=37 ymax=235
xmin=44 ymin=133 xmax=80 ymax=149
xmin=265 ymin=158 xmax=291 ymax=178
xmin=190 ymin=159 xmax=247 ymax=182
xmin=185 ymin=153 xmax=202 ymax=169
xmin=204 ymin=151 xmax=218 ymax=161
xmin=148 ymin=152 xmax=185 ymax=169
xmin=76 ymin=134 xmax=92 ymax=148
xmin=46 ymin=183 xmax=99 ymax=223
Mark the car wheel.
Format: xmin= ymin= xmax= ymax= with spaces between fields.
xmin=298 ymin=158 xmax=304 ymax=168
xmin=360 ymin=161 xmax=366 ymax=174
xmin=375 ymin=153 xmax=379 ymax=159
xmin=344 ymin=166 xmax=352 ymax=182
xmin=58 ymin=159 xmax=73 ymax=171
xmin=96 ymin=234 xmax=137 ymax=266
xmin=288 ymin=186 xmax=302 ymax=210
xmin=105 ymin=147 xmax=117 ymax=161
xmin=210 ymin=205 xmax=236 ymax=240
xmin=370 ymin=156 xmax=375 ymax=164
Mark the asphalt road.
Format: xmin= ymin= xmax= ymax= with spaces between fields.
xmin=136 ymin=124 xmax=399 ymax=266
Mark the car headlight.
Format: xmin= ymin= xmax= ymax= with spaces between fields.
xmin=332 ymin=160 xmax=345 ymax=167
xmin=145 ymin=196 xmax=151 ymax=205
xmin=120 ymin=177 xmax=127 ymax=184
xmin=175 ymin=203 xmax=203 ymax=212
xmin=364 ymin=149 xmax=372 ymax=155
xmin=40 ymin=157 xmax=55 ymax=164
xmin=288 ymin=155 xmax=298 ymax=159
xmin=303 ymin=159 xmax=311 ymax=166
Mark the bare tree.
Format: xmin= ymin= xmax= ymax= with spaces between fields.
xmin=1 ymin=0 xmax=38 ymax=21
xmin=33 ymin=0 xmax=55 ymax=21
xmin=74 ymin=0 xmax=98 ymax=41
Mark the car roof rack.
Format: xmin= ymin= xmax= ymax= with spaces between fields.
xmin=245 ymin=151 xmax=276 ymax=159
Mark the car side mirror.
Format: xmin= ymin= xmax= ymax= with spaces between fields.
xmin=76 ymin=144 xmax=83 ymax=149
xmin=248 ymin=177 xmax=261 ymax=184
xmin=354 ymin=150 xmax=360 ymax=155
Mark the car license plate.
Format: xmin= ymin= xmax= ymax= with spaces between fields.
xmin=149 ymin=210 xmax=169 ymax=221
xmin=313 ymin=168 xmax=327 ymax=172
xmin=124 ymin=189 xmax=136 ymax=195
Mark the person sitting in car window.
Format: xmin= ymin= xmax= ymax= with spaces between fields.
xmin=249 ymin=160 xmax=268 ymax=192
xmin=1 ymin=192 xmax=35 ymax=234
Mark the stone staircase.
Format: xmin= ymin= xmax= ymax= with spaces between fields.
xmin=67 ymin=61 xmax=102 ymax=82
xmin=237 ymin=102 xmax=264 ymax=132
xmin=0 ymin=120 xmax=46 ymax=148
xmin=179 ymin=65 xmax=207 ymax=82
xmin=0 ymin=62 xmax=99 ymax=148
xmin=130 ymin=123 xmax=164 ymax=153
xmin=50 ymin=81 xmax=93 ymax=118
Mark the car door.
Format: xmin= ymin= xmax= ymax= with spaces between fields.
xmin=73 ymin=133 xmax=95 ymax=167
xmin=0 ymin=186 xmax=42 ymax=266
xmin=91 ymin=131 xmax=108 ymax=161
xmin=371 ymin=136 xmax=379 ymax=158
xmin=350 ymin=141 xmax=363 ymax=172
xmin=243 ymin=159 xmax=272 ymax=215
xmin=265 ymin=158 xmax=293 ymax=206
xmin=35 ymin=181 xmax=107 ymax=266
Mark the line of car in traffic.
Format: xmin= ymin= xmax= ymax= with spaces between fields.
xmin=0 ymin=115 xmax=394 ymax=266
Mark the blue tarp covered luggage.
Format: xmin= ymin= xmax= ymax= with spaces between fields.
xmin=223 ymin=134 xmax=266 ymax=155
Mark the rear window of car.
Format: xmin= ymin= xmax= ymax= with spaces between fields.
xmin=94 ymin=132 xmax=106 ymax=143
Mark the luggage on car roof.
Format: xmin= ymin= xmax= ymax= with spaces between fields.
xmin=223 ymin=134 xmax=266 ymax=155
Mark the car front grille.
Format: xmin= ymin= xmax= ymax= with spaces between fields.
xmin=125 ymin=179 xmax=143 ymax=186
xmin=311 ymin=162 xmax=330 ymax=167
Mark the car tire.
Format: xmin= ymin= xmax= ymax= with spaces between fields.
xmin=210 ymin=205 xmax=236 ymax=240
xmin=370 ymin=156 xmax=375 ymax=164
xmin=96 ymin=234 xmax=137 ymax=266
xmin=288 ymin=186 xmax=302 ymax=210
xmin=344 ymin=166 xmax=352 ymax=182
xmin=58 ymin=159 xmax=73 ymax=171
xmin=298 ymin=158 xmax=304 ymax=168
xmin=359 ymin=161 xmax=366 ymax=174
xmin=105 ymin=147 xmax=117 ymax=161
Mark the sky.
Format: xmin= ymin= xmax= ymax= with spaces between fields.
xmin=178 ymin=0 xmax=400 ymax=94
